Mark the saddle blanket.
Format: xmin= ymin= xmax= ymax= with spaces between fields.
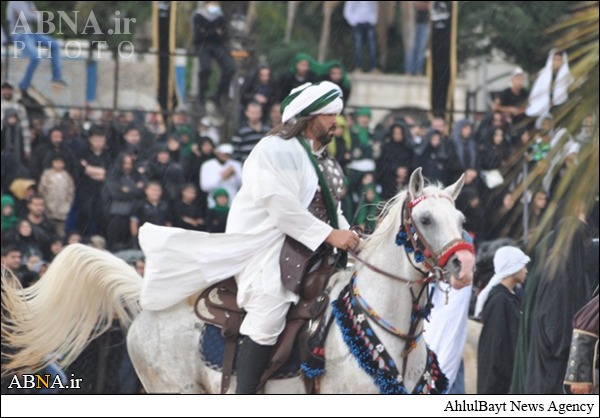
xmin=200 ymin=324 xmax=301 ymax=380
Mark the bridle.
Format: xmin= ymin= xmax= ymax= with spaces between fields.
xmin=346 ymin=192 xmax=475 ymax=369
xmin=350 ymin=192 xmax=475 ymax=285
xmin=399 ymin=193 xmax=475 ymax=280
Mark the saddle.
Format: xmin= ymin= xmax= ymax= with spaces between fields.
xmin=194 ymin=262 xmax=334 ymax=394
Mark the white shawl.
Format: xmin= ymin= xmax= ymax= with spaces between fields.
xmin=526 ymin=49 xmax=573 ymax=117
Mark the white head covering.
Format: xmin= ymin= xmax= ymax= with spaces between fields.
xmin=280 ymin=81 xmax=344 ymax=123
xmin=215 ymin=143 xmax=233 ymax=154
xmin=526 ymin=49 xmax=573 ymax=117
xmin=474 ymin=246 xmax=530 ymax=318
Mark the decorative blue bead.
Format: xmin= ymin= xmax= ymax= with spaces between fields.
xmin=395 ymin=230 xmax=408 ymax=246
xmin=414 ymin=250 xmax=425 ymax=263
xmin=405 ymin=245 xmax=414 ymax=254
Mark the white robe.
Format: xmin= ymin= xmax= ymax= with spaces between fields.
xmin=139 ymin=135 xmax=348 ymax=313
xmin=423 ymin=283 xmax=472 ymax=390
xmin=199 ymin=157 xmax=243 ymax=208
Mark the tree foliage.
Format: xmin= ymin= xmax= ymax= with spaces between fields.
xmin=457 ymin=1 xmax=572 ymax=72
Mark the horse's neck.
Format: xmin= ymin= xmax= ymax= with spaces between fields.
xmin=355 ymin=249 xmax=423 ymax=333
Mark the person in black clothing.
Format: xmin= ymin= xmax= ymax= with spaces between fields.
xmin=418 ymin=129 xmax=449 ymax=186
xmin=1 ymin=109 xmax=27 ymax=166
xmin=29 ymin=127 xmax=77 ymax=181
xmin=172 ymin=183 xmax=205 ymax=231
xmin=76 ymin=126 xmax=111 ymax=238
xmin=456 ymin=186 xmax=484 ymax=244
xmin=321 ymin=63 xmax=351 ymax=103
xmin=476 ymin=246 xmax=530 ymax=394
xmin=5 ymin=219 xmax=45 ymax=265
xmin=240 ymin=65 xmax=277 ymax=122
xmin=0 ymin=245 xmax=38 ymax=288
xmin=205 ymin=187 xmax=229 ymax=233
xmin=526 ymin=218 xmax=598 ymax=394
xmin=145 ymin=144 xmax=185 ymax=202
xmin=276 ymin=53 xmax=317 ymax=102
xmin=493 ymin=67 xmax=529 ymax=130
xmin=192 ymin=1 xmax=236 ymax=108
xmin=104 ymin=153 xmax=146 ymax=251
xmin=376 ymin=123 xmax=414 ymax=200
xmin=447 ymin=119 xmax=479 ymax=188
xmin=130 ymin=181 xmax=172 ymax=247
xmin=24 ymin=194 xmax=55 ymax=259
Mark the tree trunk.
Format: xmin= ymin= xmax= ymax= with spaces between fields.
xmin=246 ymin=1 xmax=258 ymax=32
xmin=375 ymin=1 xmax=397 ymax=70
xmin=318 ymin=1 xmax=340 ymax=62
xmin=285 ymin=1 xmax=301 ymax=44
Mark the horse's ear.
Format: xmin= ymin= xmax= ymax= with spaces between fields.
xmin=409 ymin=167 xmax=425 ymax=200
xmin=444 ymin=173 xmax=465 ymax=201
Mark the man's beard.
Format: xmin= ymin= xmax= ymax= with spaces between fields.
xmin=318 ymin=133 xmax=333 ymax=145
xmin=316 ymin=123 xmax=335 ymax=145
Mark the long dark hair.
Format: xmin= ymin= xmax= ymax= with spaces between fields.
xmin=267 ymin=115 xmax=315 ymax=140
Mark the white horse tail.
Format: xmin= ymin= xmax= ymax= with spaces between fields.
xmin=1 ymin=244 xmax=143 ymax=376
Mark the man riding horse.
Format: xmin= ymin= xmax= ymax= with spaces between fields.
xmin=140 ymin=81 xmax=358 ymax=393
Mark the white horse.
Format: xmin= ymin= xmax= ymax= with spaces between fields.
xmin=2 ymin=168 xmax=475 ymax=394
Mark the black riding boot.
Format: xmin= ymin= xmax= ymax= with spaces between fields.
xmin=235 ymin=336 xmax=273 ymax=394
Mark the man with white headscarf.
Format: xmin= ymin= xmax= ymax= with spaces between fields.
xmin=138 ymin=81 xmax=356 ymax=393
xmin=475 ymin=246 xmax=530 ymax=394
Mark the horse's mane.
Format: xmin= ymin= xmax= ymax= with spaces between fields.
xmin=360 ymin=191 xmax=407 ymax=258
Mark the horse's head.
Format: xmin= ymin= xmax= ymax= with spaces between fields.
xmin=404 ymin=168 xmax=475 ymax=289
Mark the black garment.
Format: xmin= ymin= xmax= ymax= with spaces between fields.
xmin=240 ymin=67 xmax=277 ymax=120
xmin=478 ymin=141 xmax=511 ymax=171
xmin=447 ymin=120 xmax=478 ymax=184
xmin=145 ymin=160 xmax=185 ymax=202
xmin=104 ymin=159 xmax=146 ymax=250
xmin=76 ymin=148 xmax=111 ymax=237
xmin=12 ymin=265 xmax=39 ymax=288
xmin=418 ymin=130 xmax=449 ymax=186
xmin=456 ymin=186 xmax=484 ymax=242
xmin=1 ymin=119 xmax=25 ymax=165
xmin=526 ymin=219 xmax=598 ymax=394
xmin=29 ymin=142 xmax=77 ymax=182
xmin=235 ymin=336 xmax=272 ymax=394
xmin=197 ymin=43 xmax=236 ymax=105
xmin=477 ymin=284 xmax=521 ymax=394
xmin=172 ymin=198 xmax=205 ymax=231
xmin=26 ymin=216 xmax=56 ymax=259
xmin=205 ymin=207 xmax=228 ymax=233
xmin=499 ymin=87 xmax=529 ymax=127
xmin=276 ymin=71 xmax=317 ymax=102
xmin=376 ymin=135 xmax=414 ymax=200
xmin=321 ymin=74 xmax=351 ymax=103
xmin=192 ymin=9 xmax=235 ymax=104
xmin=131 ymin=199 xmax=172 ymax=229
xmin=5 ymin=228 xmax=45 ymax=264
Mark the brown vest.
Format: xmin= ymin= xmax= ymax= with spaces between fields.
xmin=280 ymin=150 xmax=346 ymax=294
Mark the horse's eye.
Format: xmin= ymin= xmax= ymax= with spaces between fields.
xmin=420 ymin=216 xmax=431 ymax=226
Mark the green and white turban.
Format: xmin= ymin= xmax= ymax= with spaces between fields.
xmin=280 ymin=81 xmax=344 ymax=123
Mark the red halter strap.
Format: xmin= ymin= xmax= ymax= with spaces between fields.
xmin=404 ymin=193 xmax=474 ymax=271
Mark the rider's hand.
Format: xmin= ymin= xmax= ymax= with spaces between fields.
xmin=325 ymin=230 xmax=360 ymax=251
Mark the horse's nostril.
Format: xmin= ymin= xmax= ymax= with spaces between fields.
xmin=452 ymin=258 xmax=462 ymax=271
